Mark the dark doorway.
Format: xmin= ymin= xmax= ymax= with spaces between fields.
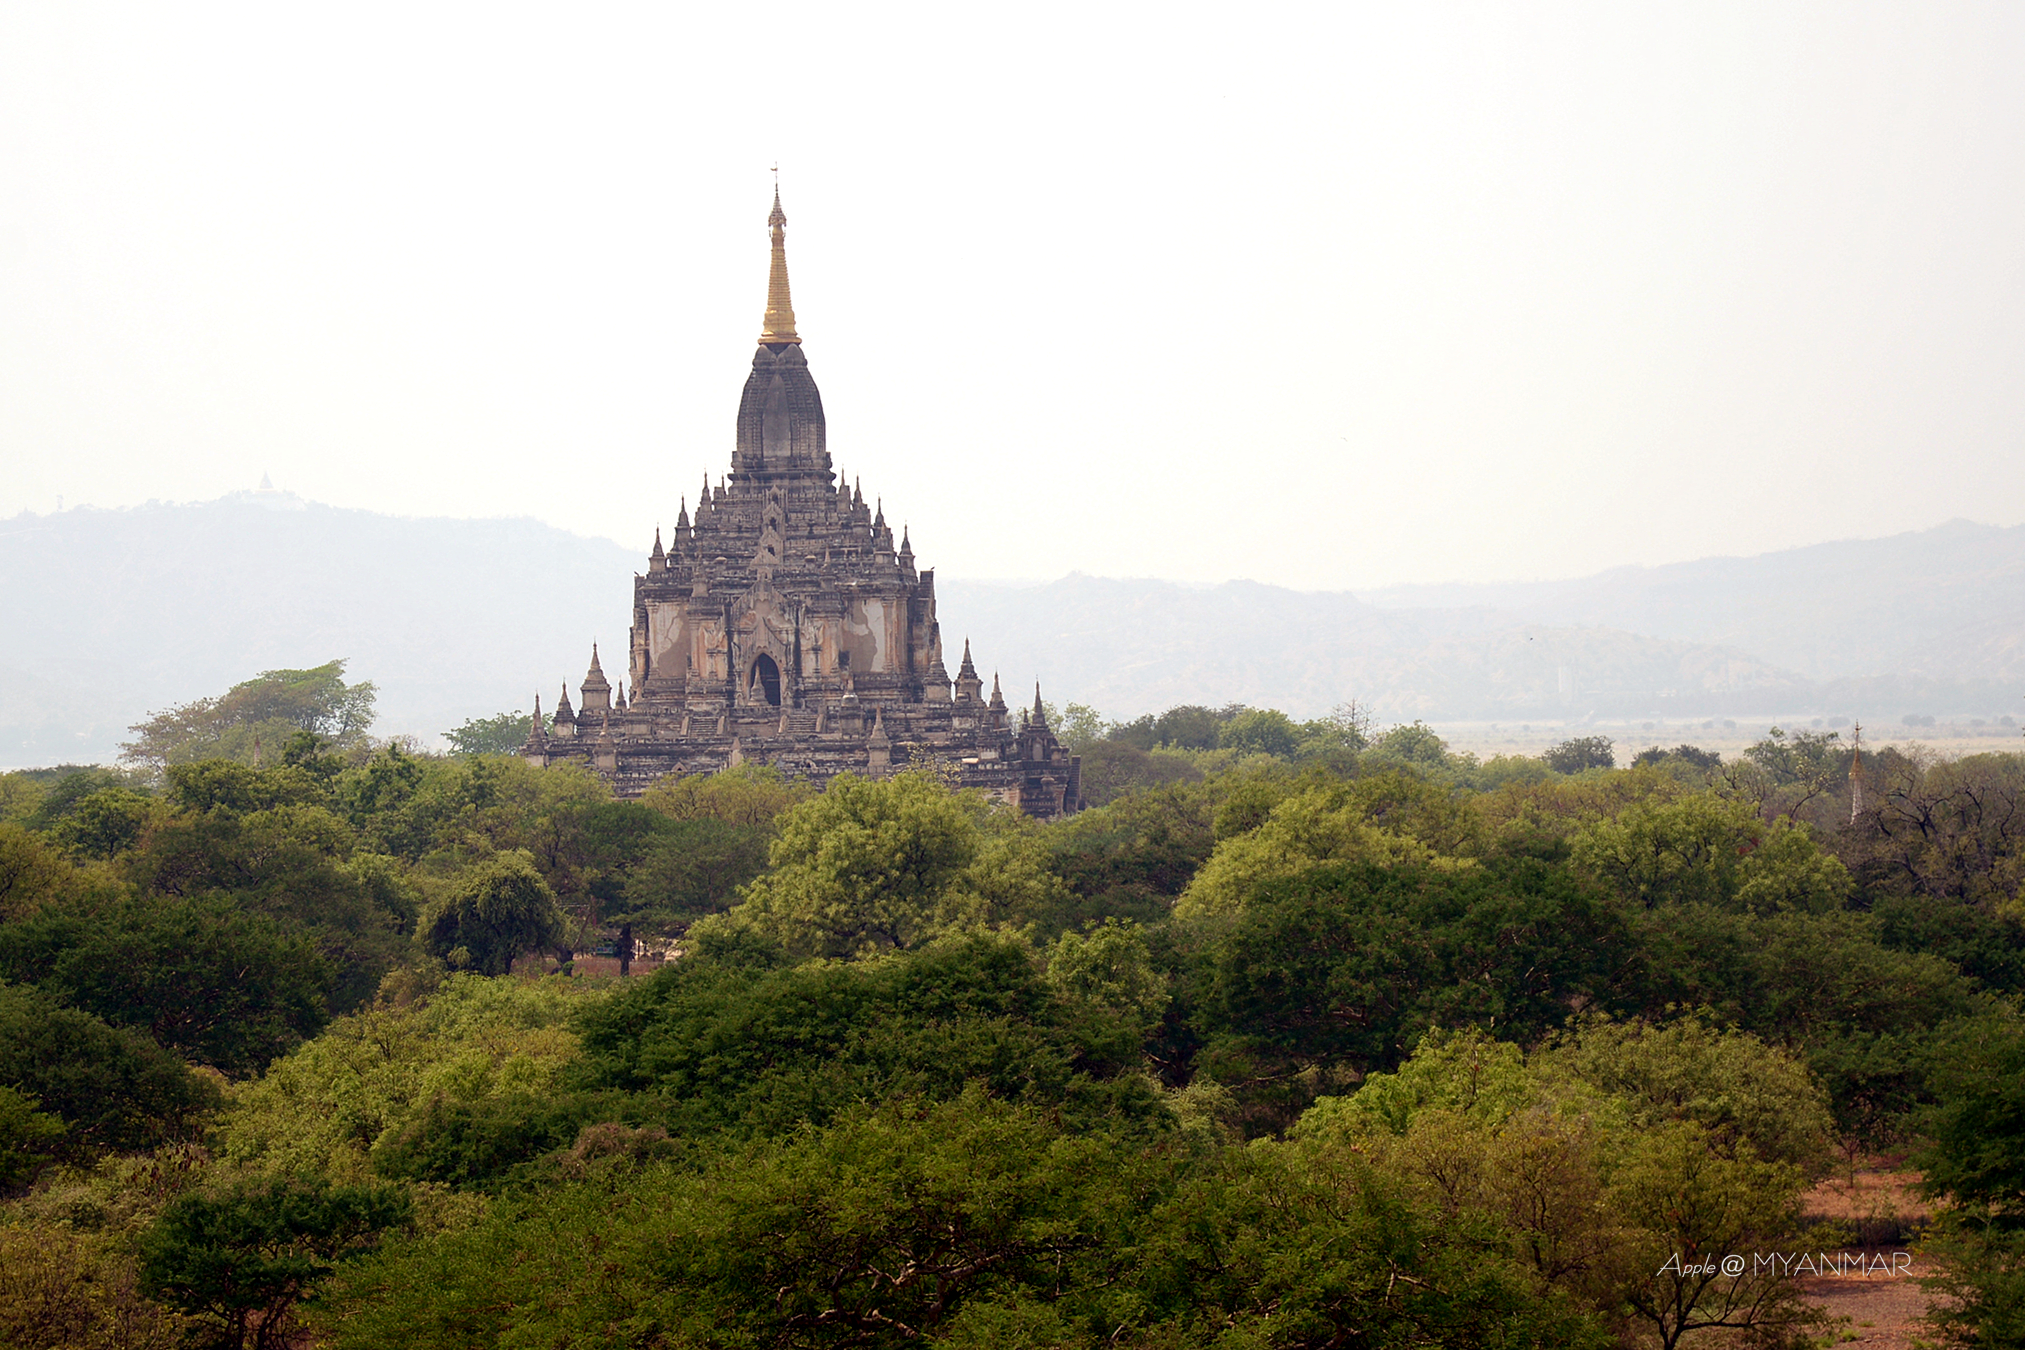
xmin=753 ymin=653 xmax=782 ymax=707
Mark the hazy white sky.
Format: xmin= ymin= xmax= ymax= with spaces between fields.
xmin=4 ymin=2 xmax=2022 ymax=589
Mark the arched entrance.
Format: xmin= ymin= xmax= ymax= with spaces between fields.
xmin=751 ymin=653 xmax=782 ymax=707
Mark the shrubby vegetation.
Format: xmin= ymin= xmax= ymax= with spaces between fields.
xmin=0 ymin=675 xmax=2021 ymax=1346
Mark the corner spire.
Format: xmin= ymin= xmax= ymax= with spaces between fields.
xmin=759 ymin=186 xmax=801 ymax=346
xmin=1031 ymin=683 xmax=1049 ymax=729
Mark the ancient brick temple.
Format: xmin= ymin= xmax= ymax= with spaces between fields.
xmin=523 ymin=191 xmax=1081 ymax=817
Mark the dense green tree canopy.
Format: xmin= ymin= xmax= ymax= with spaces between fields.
xmin=4 ymin=682 xmax=2024 ymax=1346
xmin=0 ymin=982 xmax=215 ymax=1155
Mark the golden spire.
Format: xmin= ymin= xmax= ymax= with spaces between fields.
xmin=758 ymin=185 xmax=800 ymax=345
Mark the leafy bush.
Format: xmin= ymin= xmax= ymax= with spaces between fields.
xmin=0 ymin=983 xmax=216 ymax=1154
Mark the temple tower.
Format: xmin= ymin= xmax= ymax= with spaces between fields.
xmin=525 ymin=189 xmax=1079 ymax=818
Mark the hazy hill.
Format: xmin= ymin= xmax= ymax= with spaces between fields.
xmin=0 ymin=494 xmax=636 ymax=766
xmin=933 ymin=577 xmax=1816 ymax=722
xmin=1 ymin=499 xmax=2016 ymax=768
xmin=1358 ymin=519 xmax=2025 ymax=685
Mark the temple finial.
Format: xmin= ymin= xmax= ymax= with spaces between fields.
xmin=1031 ymin=683 xmax=1048 ymax=728
xmin=759 ymin=185 xmax=801 ymax=345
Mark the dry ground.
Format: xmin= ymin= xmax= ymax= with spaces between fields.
xmin=1798 ymin=1163 xmax=1937 ymax=1348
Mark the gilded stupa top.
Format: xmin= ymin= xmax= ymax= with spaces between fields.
xmin=759 ymin=187 xmax=800 ymax=346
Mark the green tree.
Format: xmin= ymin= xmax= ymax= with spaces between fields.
xmin=569 ymin=932 xmax=1159 ymax=1140
xmin=1131 ymin=1133 xmax=1608 ymax=1349
xmin=422 ymin=851 xmax=563 ymax=976
xmin=1841 ymin=751 xmax=2025 ymax=906
xmin=566 ymin=799 xmax=682 ymax=970
xmin=0 ymin=1085 xmax=65 ymax=1190
xmin=637 ymin=763 xmax=813 ymax=825
xmin=0 ymin=896 xmax=332 ymax=1075
xmin=1194 ymin=858 xmax=1628 ymax=1131
xmin=140 ymin=1178 xmax=410 ymax=1350
xmin=1545 ymin=735 xmax=1616 ymax=774
xmin=442 ymin=710 xmax=532 ymax=756
xmin=1292 ymin=1028 xmax=1833 ymax=1345
xmin=1623 ymin=904 xmax=1988 ymax=1147
xmin=22 ymin=766 xmax=136 ymax=831
xmin=122 ymin=660 xmax=377 ymax=771
xmin=1633 ymin=744 xmax=1722 ymax=773
xmin=1913 ymin=1018 xmax=2025 ymax=1347
xmin=126 ymin=795 xmax=407 ymax=1012
xmin=1604 ymin=1122 xmax=1826 ymax=1350
xmin=0 ymin=823 xmax=82 ymax=921
xmin=47 ymin=786 xmax=158 ymax=860
xmin=218 ymin=973 xmax=600 ymax=1184
xmin=1218 ymin=707 xmax=1300 ymax=758
xmin=1069 ymin=740 xmax=1203 ymax=808
xmin=617 ymin=818 xmax=770 ymax=946
xmin=1176 ymin=773 xmax=1480 ymax=921
xmin=1053 ymin=702 xmax=1110 ymax=753
xmin=1744 ymin=725 xmax=1844 ymax=787
xmin=1534 ymin=1015 xmax=1834 ymax=1170
xmin=713 ymin=770 xmax=1007 ymax=958
xmin=1153 ymin=704 xmax=1226 ymax=750
xmin=599 ymin=767 xmax=814 ymax=966
xmin=0 ymin=1221 xmax=188 ymax=1350
xmin=162 ymin=760 xmax=328 ymax=815
xmin=0 ymin=771 xmax=49 ymax=825
xmin=1377 ymin=720 xmax=1462 ymax=765
xmin=1042 ymin=781 xmax=1217 ymax=933
xmin=1044 ymin=919 xmax=1169 ymax=1034
xmin=339 ymin=744 xmax=428 ymax=851
xmin=1571 ymin=792 xmax=1851 ymax=913
xmin=1301 ymin=700 xmax=1373 ymax=754
xmin=0 ymin=982 xmax=217 ymax=1154
xmin=320 ymin=1092 xmax=1154 ymax=1350
xmin=1298 ymin=1026 xmax=1535 ymax=1139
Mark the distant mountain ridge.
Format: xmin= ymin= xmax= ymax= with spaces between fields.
xmin=0 ymin=494 xmax=637 ymax=767
xmin=0 ymin=499 xmax=2016 ymax=767
xmin=1357 ymin=519 xmax=2025 ymax=684
xmin=934 ymin=577 xmax=2003 ymax=724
